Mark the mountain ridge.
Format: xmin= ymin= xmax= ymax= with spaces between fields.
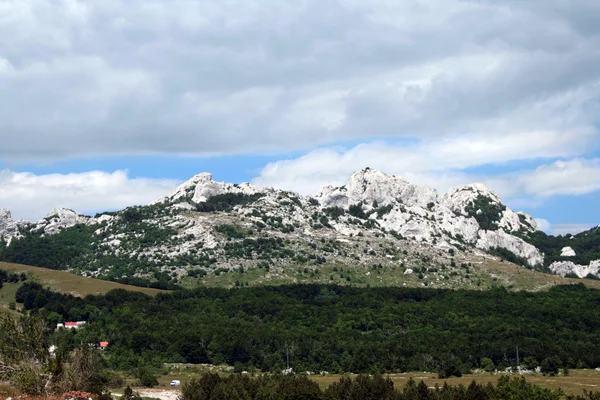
xmin=1 ymin=168 xmax=598 ymax=285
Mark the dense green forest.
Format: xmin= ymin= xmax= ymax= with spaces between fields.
xmin=15 ymin=283 xmax=600 ymax=374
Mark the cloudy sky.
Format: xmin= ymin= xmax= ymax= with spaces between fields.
xmin=1 ymin=0 xmax=599 ymax=235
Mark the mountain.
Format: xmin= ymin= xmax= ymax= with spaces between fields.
xmin=0 ymin=168 xmax=598 ymax=289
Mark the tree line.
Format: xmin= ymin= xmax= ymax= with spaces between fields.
xmin=178 ymin=373 xmax=599 ymax=400
xmin=13 ymin=282 xmax=600 ymax=375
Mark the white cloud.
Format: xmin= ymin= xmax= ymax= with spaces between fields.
xmin=534 ymin=219 xmax=595 ymax=236
xmin=252 ymin=134 xmax=599 ymax=197
xmin=0 ymin=170 xmax=180 ymax=220
xmin=534 ymin=218 xmax=552 ymax=233
xmin=0 ymin=0 xmax=599 ymax=161
xmin=549 ymin=224 xmax=596 ymax=236
xmin=517 ymin=159 xmax=600 ymax=197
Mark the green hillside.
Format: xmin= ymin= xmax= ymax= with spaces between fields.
xmin=0 ymin=262 xmax=165 ymax=313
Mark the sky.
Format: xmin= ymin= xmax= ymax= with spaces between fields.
xmin=1 ymin=0 xmax=600 ymax=236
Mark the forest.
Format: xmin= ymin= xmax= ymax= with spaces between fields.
xmin=13 ymin=282 xmax=600 ymax=375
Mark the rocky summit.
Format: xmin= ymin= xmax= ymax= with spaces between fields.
xmin=0 ymin=168 xmax=598 ymax=288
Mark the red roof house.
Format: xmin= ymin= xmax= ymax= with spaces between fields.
xmin=99 ymin=341 xmax=109 ymax=350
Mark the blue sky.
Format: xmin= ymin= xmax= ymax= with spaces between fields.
xmin=1 ymin=0 xmax=600 ymax=235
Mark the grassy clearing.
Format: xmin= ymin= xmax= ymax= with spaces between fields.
xmin=116 ymin=368 xmax=600 ymax=397
xmin=362 ymin=369 xmax=600 ymax=396
xmin=0 ymin=262 xmax=166 ymax=300
xmin=0 ymin=280 xmax=24 ymax=309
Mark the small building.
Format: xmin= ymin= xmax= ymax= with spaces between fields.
xmin=57 ymin=321 xmax=87 ymax=330
xmin=99 ymin=341 xmax=109 ymax=350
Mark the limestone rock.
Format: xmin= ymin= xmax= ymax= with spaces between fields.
xmin=560 ymin=246 xmax=576 ymax=257
xmin=34 ymin=208 xmax=90 ymax=235
xmin=549 ymin=260 xmax=600 ymax=278
xmin=317 ymin=168 xmax=438 ymax=209
xmin=476 ymin=230 xmax=544 ymax=267
xmin=164 ymin=172 xmax=271 ymax=204
xmin=0 ymin=208 xmax=22 ymax=243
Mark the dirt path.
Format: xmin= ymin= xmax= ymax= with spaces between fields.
xmin=138 ymin=389 xmax=181 ymax=400
xmin=114 ymin=389 xmax=180 ymax=400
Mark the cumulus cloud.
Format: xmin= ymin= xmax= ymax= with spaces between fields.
xmin=252 ymin=134 xmax=600 ymax=197
xmin=0 ymin=0 xmax=599 ymax=161
xmin=0 ymin=170 xmax=180 ymax=220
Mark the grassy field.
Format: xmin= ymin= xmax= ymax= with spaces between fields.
xmin=123 ymin=367 xmax=600 ymax=397
xmin=311 ymin=370 xmax=600 ymax=395
xmin=145 ymin=369 xmax=600 ymax=396
xmin=0 ymin=262 xmax=165 ymax=313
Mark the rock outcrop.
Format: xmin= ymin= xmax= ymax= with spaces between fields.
xmin=314 ymin=168 xmax=541 ymax=266
xmin=33 ymin=208 xmax=90 ymax=235
xmin=549 ymin=260 xmax=600 ymax=278
xmin=317 ymin=168 xmax=438 ymax=209
xmin=160 ymin=172 xmax=269 ymax=205
xmin=0 ymin=208 xmax=21 ymax=243
xmin=560 ymin=246 xmax=576 ymax=257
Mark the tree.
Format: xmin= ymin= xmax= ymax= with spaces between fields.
xmin=53 ymin=347 xmax=109 ymax=394
xmin=136 ymin=367 xmax=159 ymax=388
xmin=0 ymin=314 xmax=49 ymax=394
xmin=480 ymin=357 xmax=495 ymax=373
xmin=540 ymin=356 xmax=561 ymax=376
xmin=123 ymin=385 xmax=142 ymax=400
xmin=522 ymin=356 xmax=538 ymax=370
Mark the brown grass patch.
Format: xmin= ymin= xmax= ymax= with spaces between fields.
xmin=311 ymin=369 xmax=600 ymax=396
xmin=0 ymin=262 xmax=166 ymax=298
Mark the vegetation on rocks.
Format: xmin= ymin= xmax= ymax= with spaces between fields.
xmin=195 ymin=193 xmax=265 ymax=212
xmin=465 ymin=195 xmax=506 ymax=231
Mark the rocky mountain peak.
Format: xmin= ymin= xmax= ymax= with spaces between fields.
xmin=441 ymin=183 xmax=501 ymax=216
xmin=317 ymin=168 xmax=438 ymax=209
xmin=45 ymin=207 xmax=80 ymax=219
xmin=163 ymin=172 xmax=271 ymax=205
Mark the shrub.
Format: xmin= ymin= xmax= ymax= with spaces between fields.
xmin=540 ymin=356 xmax=561 ymax=376
xmin=136 ymin=367 xmax=158 ymax=388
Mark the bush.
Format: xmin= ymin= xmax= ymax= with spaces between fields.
xmin=136 ymin=367 xmax=159 ymax=388
xmin=58 ymin=348 xmax=110 ymax=394
xmin=438 ymin=365 xmax=462 ymax=379
xmin=480 ymin=357 xmax=495 ymax=373
xmin=540 ymin=356 xmax=562 ymax=376
xmin=10 ymin=364 xmax=46 ymax=395
xmin=123 ymin=385 xmax=142 ymax=400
